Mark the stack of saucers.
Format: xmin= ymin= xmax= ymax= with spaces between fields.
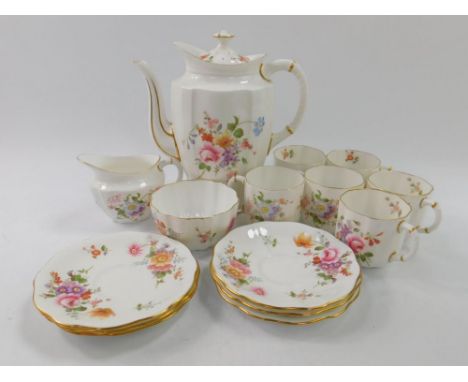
xmin=33 ymin=232 xmax=199 ymax=336
xmin=211 ymin=222 xmax=361 ymax=325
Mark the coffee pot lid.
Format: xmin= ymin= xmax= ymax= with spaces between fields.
xmin=199 ymin=30 xmax=254 ymax=64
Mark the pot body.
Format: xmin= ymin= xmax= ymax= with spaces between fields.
xmin=171 ymin=72 xmax=273 ymax=182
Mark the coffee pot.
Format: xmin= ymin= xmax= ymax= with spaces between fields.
xmin=135 ymin=30 xmax=308 ymax=182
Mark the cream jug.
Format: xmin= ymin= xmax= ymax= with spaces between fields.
xmin=135 ymin=30 xmax=308 ymax=182
xmin=78 ymin=155 xmax=182 ymax=223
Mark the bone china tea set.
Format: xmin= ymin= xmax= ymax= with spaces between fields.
xmin=33 ymin=31 xmax=442 ymax=335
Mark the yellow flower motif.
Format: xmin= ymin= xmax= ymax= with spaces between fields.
xmin=88 ymin=308 xmax=115 ymax=319
xmin=214 ymin=131 xmax=235 ymax=148
xmin=150 ymin=251 xmax=174 ymax=266
xmin=294 ymin=232 xmax=313 ymax=248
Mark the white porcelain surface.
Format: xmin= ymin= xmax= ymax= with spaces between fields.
xmin=228 ymin=166 xmax=304 ymax=222
xmin=135 ymin=30 xmax=308 ymax=182
xmin=274 ymin=145 xmax=326 ymax=172
xmin=327 ymin=149 xmax=385 ymax=180
xmin=302 ymin=166 xmax=364 ymax=233
xmin=367 ymin=170 xmax=441 ymax=234
xmin=212 ymin=221 xmax=360 ymax=308
xmin=33 ymin=232 xmax=198 ymax=330
xmin=151 ymin=180 xmax=238 ymax=250
xmin=336 ymin=189 xmax=418 ymax=268
xmin=78 ymin=154 xmax=183 ymax=223
xmin=214 ymin=282 xmax=361 ymax=325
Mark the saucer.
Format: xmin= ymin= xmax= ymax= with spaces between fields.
xmin=33 ymin=231 xmax=199 ymax=335
xmin=211 ymin=222 xmax=361 ymax=311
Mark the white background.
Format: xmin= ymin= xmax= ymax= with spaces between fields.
xmin=0 ymin=16 xmax=467 ymax=365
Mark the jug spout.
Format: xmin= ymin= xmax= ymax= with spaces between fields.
xmin=134 ymin=60 xmax=180 ymax=161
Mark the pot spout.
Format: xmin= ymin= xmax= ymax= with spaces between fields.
xmin=134 ymin=60 xmax=180 ymax=161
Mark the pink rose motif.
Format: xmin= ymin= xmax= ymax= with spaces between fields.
xmin=346 ymin=234 xmax=365 ymax=254
xmin=107 ymin=194 xmax=123 ymax=208
xmin=322 ymin=247 xmax=340 ymax=263
xmin=199 ymin=142 xmax=223 ymax=164
xmin=128 ymin=243 xmax=142 ymax=256
xmin=56 ymin=294 xmax=81 ymax=309
xmin=251 ymin=287 xmax=266 ymax=296
xmin=207 ymin=118 xmax=220 ymax=129
xmin=226 ymin=217 xmax=236 ymax=233
xmin=147 ymin=264 xmax=174 ymax=272
xmin=229 ymin=259 xmax=251 ymax=276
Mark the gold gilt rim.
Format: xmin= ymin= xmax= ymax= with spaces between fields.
xmin=210 ymin=257 xmax=362 ymax=312
xmin=367 ymin=170 xmax=434 ymax=198
xmin=214 ymin=274 xmax=362 ymax=317
xmin=326 ymin=149 xmax=382 ymax=171
xmin=215 ymin=280 xmax=361 ymax=326
xmin=33 ymin=263 xmax=200 ymax=336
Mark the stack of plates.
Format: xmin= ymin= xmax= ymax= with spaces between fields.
xmin=33 ymin=232 xmax=199 ymax=335
xmin=211 ymin=222 xmax=361 ymax=325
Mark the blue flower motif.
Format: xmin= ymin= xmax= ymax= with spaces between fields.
xmin=253 ymin=117 xmax=265 ymax=137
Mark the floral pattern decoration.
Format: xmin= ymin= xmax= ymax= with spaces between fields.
xmin=281 ymin=148 xmax=294 ymax=160
xmin=218 ymin=241 xmax=262 ymax=289
xmin=294 ymin=232 xmax=354 ymax=286
xmin=196 ymin=228 xmax=217 ymax=244
xmin=335 ymin=215 xmax=384 ymax=266
xmin=407 ymin=177 xmax=424 ymax=195
xmin=302 ymin=190 xmax=338 ymax=227
xmin=245 ymin=191 xmax=292 ymax=222
xmin=107 ymin=192 xmax=151 ymax=221
xmin=82 ymin=244 xmax=108 ymax=259
xmin=130 ymin=240 xmax=184 ymax=286
xmin=41 ymin=269 xmax=114 ymax=319
xmin=345 ymin=150 xmax=359 ymax=164
xmin=385 ymin=196 xmax=402 ymax=217
xmin=289 ymin=290 xmax=315 ymax=300
xmin=186 ymin=112 xmax=264 ymax=176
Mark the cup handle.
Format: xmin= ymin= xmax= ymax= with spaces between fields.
xmin=260 ymin=59 xmax=308 ymax=153
xmin=394 ymin=220 xmax=419 ymax=261
xmin=418 ymin=197 xmax=442 ymax=234
xmin=158 ymin=158 xmax=184 ymax=183
xmin=227 ymin=174 xmax=246 ymax=213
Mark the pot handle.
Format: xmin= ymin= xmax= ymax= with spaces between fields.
xmin=260 ymin=59 xmax=308 ymax=153
xmin=227 ymin=174 xmax=246 ymax=213
xmin=158 ymin=158 xmax=184 ymax=183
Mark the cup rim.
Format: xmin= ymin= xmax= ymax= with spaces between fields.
xmin=245 ymin=165 xmax=304 ymax=191
xmin=339 ymin=188 xmax=413 ymax=221
xmin=305 ymin=165 xmax=365 ymax=190
xmin=327 ymin=149 xmax=381 ymax=170
xmin=273 ymin=145 xmax=326 ymax=163
xmin=151 ymin=179 xmax=239 ymax=220
xmin=367 ymin=169 xmax=434 ymax=198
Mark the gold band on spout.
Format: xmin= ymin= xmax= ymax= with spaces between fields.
xmin=288 ymin=61 xmax=295 ymax=72
xmin=286 ymin=125 xmax=294 ymax=135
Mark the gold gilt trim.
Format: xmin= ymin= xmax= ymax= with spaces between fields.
xmin=213 ymin=274 xmax=362 ymax=317
xmin=397 ymin=220 xmax=419 ymax=234
xmin=288 ymin=61 xmax=295 ymax=72
xmin=146 ymin=80 xmax=181 ymax=161
xmin=286 ymin=125 xmax=294 ymax=135
xmin=33 ymin=263 xmax=200 ymax=336
xmin=259 ymin=64 xmax=272 ymax=82
xmin=388 ymin=251 xmax=397 ymax=262
xmin=215 ymin=282 xmax=361 ymax=326
xmin=210 ymin=257 xmax=362 ymax=313
xmin=424 ymin=227 xmax=430 ymax=234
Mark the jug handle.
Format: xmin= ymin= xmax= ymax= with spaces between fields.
xmin=158 ymin=158 xmax=184 ymax=183
xmin=260 ymin=59 xmax=308 ymax=154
